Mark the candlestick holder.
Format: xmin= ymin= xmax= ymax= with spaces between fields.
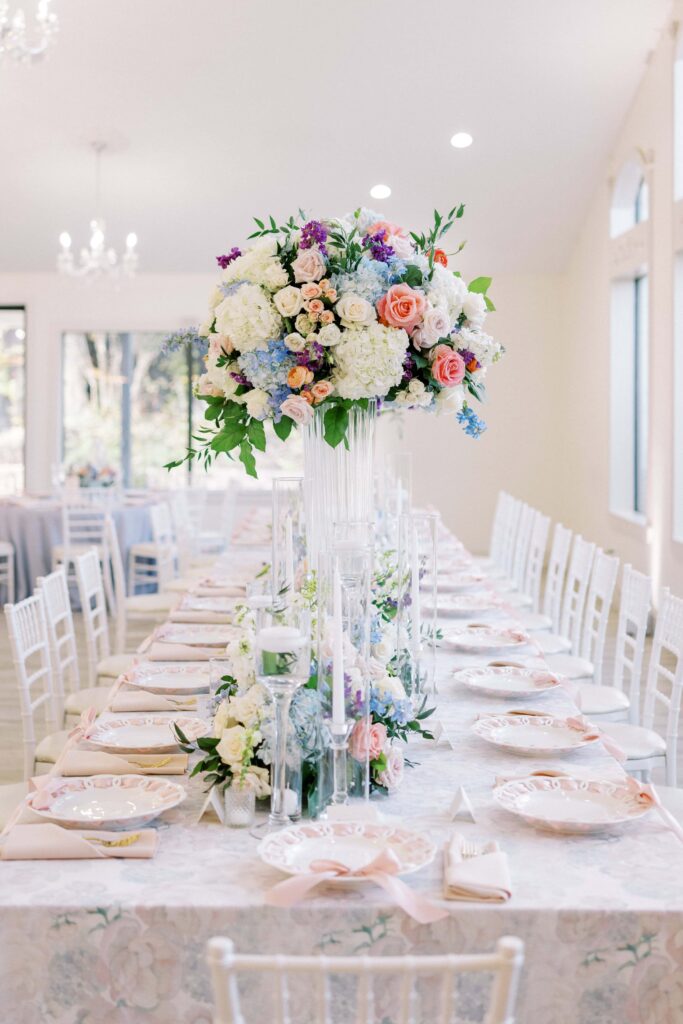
xmin=325 ymin=719 xmax=354 ymax=806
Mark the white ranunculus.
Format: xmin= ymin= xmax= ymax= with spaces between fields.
xmin=435 ymin=384 xmax=465 ymax=415
xmin=462 ymin=291 xmax=487 ymax=326
xmin=214 ymin=284 xmax=282 ymax=353
xmin=284 ymin=332 xmax=307 ymax=353
xmin=331 ymin=323 xmax=409 ymax=399
xmin=335 ymin=293 xmax=376 ymax=329
xmin=273 ymin=285 xmax=304 ymax=318
xmin=318 ymin=323 xmax=342 ymax=347
xmin=245 ymin=388 xmax=271 ymax=420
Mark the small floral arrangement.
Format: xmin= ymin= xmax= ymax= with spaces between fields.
xmin=166 ymin=206 xmax=502 ymax=477
xmin=69 ymin=463 xmax=117 ymax=488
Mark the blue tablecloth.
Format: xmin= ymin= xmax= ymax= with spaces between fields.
xmin=0 ymin=500 xmax=154 ymax=600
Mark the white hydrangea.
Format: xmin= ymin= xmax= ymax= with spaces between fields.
xmin=221 ymin=237 xmax=280 ymax=287
xmin=458 ymin=326 xmax=503 ymax=368
xmin=393 ymin=378 xmax=433 ymax=408
xmin=427 ymin=264 xmax=468 ymax=325
xmin=245 ymin=388 xmax=272 ymax=420
xmin=214 ymin=284 xmax=282 ymax=353
xmin=331 ymin=324 xmax=409 ymax=400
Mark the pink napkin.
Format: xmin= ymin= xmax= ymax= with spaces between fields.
xmin=194 ymin=580 xmax=246 ymax=598
xmin=58 ymin=749 xmax=188 ymax=776
xmin=110 ymin=690 xmax=199 ymax=713
xmin=264 ymin=848 xmax=448 ymax=924
xmin=1 ymin=823 xmax=158 ymax=860
xmin=443 ymin=834 xmax=511 ymax=902
xmin=168 ymin=609 xmax=233 ymax=624
xmin=146 ymin=641 xmax=222 ymax=662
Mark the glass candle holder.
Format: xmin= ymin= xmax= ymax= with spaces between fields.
xmin=224 ymin=782 xmax=256 ymax=828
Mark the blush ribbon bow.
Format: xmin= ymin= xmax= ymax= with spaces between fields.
xmin=565 ymin=715 xmax=626 ymax=762
xmin=625 ymin=777 xmax=683 ymax=848
xmin=264 ymin=847 xmax=448 ymax=924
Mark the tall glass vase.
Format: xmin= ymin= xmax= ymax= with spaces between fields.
xmin=301 ymin=400 xmax=377 ymax=570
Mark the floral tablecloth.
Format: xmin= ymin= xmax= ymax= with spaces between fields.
xmin=1 ymin=641 xmax=681 ymax=1023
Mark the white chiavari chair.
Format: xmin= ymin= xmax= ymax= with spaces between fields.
xmin=207 ymin=936 xmax=524 ymax=1024
xmin=521 ymin=511 xmax=550 ymax=612
xmin=602 ymin=589 xmax=683 ymax=785
xmin=106 ymin=516 xmax=176 ymax=653
xmin=128 ymin=501 xmax=177 ymax=594
xmin=532 ymin=535 xmax=595 ymax=656
xmin=75 ymin=549 xmax=136 ymax=687
xmin=472 ymin=490 xmax=510 ymax=577
xmin=515 ymin=521 xmax=571 ymax=632
xmin=36 ymin=567 xmax=111 ymax=725
xmin=0 ymin=540 xmax=15 ymax=603
xmin=500 ymin=497 xmax=522 ymax=582
xmin=572 ymin=564 xmax=651 ymax=721
xmin=52 ymin=502 xmax=115 ymax=608
xmin=4 ymin=593 xmax=69 ymax=779
xmin=545 ymin=550 xmax=619 ymax=683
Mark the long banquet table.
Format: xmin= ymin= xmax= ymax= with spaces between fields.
xmin=0 ymin=537 xmax=681 ymax=1024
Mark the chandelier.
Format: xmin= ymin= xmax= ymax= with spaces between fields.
xmin=0 ymin=0 xmax=58 ymax=62
xmin=57 ymin=142 xmax=139 ymax=282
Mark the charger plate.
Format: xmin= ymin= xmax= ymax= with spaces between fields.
xmin=86 ymin=715 xmax=209 ymax=753
xmin=473 ymin=714 xmax=600 ymax=756
xmin=494 ymin=776 xmax=651 ymax=834
xmin=259 ymin=821 xmax=436 ymax=882
xmin=453 ymin=665 xmax=560 ymax=699
xmin=27 ymin=775 xmax=186 ymax=830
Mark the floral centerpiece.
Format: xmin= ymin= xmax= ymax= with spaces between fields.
xmin=68 ymin=463 xmax=117 ymax=488
xmin=166 ymin=205 xmax=503 ymax=477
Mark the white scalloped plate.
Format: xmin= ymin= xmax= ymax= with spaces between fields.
xmin=27 ymin=774 xmax=187 ymax=830
xmin=178 ymin=595 xmax=239 ymax=614
xmin=156 ymin=624 xmax=239 ymax=646
xmin=494 ymin=776 xmax=651 ymax=833
xmin=86 ymin=715 xmax=209 ymax=753
xmin=443 ymin=625 xmax=531 ymax=654
xmin=473 ymin=715 xmax=600 ymax=756
xmin=424 ymin=593 xmax=503 ymax=618
xmin=425 ymin=571 xmax=488 ymax=594
xmin=126 ymin=664 xmax=211 ymax=694
xmin=453 ymin=666 xmax=560 ymax=699
xmin=258 ymin=821 xmax=436 ymax=882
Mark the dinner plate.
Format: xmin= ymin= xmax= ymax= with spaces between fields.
xmin=473 ymin=714 xmax=600 ymax=756
xmin=258 ymin=821 xmax=436 ymax=882
xmin=156 ymin=624 xmax=239 ymax=646
xmin=443 ymin=625 xmax=531 ymax=654
xmin=125 ymin=664 xmax=210 ymax=694
xmin=177 ymin=595 xmax=239 ymax=614
xmin=86 ymin=715 xmax=209 ymax=753
xmin=424 ymin=593 xmax=502 ymax=618
xmin=27 ymin=775 xmax=187 ymax=830
xmin=453 ymin=665 xmax=560 ymax=699
xmin=494 ymin=776 xmax=651 ymax=833
xmin=423 ymin=571 xmax=488 ymax=594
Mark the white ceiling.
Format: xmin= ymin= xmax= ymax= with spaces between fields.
xmin=0 ymin=0 xmax=670 ymax=275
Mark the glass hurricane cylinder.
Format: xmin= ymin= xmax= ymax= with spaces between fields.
xmin=271 ymin=476 xmax=305 ymax=602
xmin=301 ymin=400 xmax=377 ymax=571
xmin=395 ymin=512 xmax=437 ymax=697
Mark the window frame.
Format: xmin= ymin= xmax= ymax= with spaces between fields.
xmin=0 ymin=305 xmax=27 ymax=493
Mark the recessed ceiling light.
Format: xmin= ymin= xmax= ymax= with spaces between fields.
xmin=450 ymin=132 xmax=473 ymax=149
xmin=370 ymin=183 xmax=391 ymax=199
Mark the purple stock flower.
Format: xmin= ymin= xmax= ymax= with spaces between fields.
xmin=230 ymin=371 xmax=251 ymax=387
xmin=402 ymin=353 xmax=416 ymax=382
xmin=300 ymin=220 xmax=328 ymax=255
xmin=362 ymin=231 xmax=395 ymax=264
xmin=216 ymin=247 xmax=242 ymax=269
xmin=458 ymin=347 xmax=480 ymax=369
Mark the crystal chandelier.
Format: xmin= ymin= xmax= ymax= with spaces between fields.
xmin=0 ymin=0 xmax=58 ymax=62
xmin=57 ymin=142 xmax=139 ymax=282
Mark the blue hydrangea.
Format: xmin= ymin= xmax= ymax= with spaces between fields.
xmin=237 ymin=339 xmax=296 ymax=392
xmin=331 ymin=257 xmax=395 ymax=304
xmin=268 ymin=384 xmax=293 ymax=421
xmin=457 ymin=406 xmax=487 ymax=438
xmin=370 ymin=614 xmax=383 ymax=645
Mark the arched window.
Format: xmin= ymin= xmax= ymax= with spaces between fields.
xmin=609 ymin=156 xmax=650 ymax=521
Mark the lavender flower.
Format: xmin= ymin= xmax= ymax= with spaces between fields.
xmin=300 ymin=220 xmax=328 ymax=255
xmin=362 ymin=230 xmax=395 ymax=264
xmin=216 ymin=247 xmax=241 ymax=269
xmin=402 ymin=353 xmax=416 ymax=382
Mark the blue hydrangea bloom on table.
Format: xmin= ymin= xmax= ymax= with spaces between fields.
xmin=165 ymin=206 xmax=504 ymax=477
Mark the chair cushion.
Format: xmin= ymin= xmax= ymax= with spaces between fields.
xmin=64 ymin=686 xmax=111 ymax=718
xmin=514 ymin=611 xmax=552 ymax=631
xmin=545 ymin=653 xmax=595 ymax=680
xmin=97 ymin=653 xmax=137 ymax=679
xmin=162 ymin=574 xmax=206 ymax=593
xmin=601 ymin=722 xmax=667 ymax=761
xmin=534 ymin=632 xmax=573 ymax=655
xmin=35 ymin=729 xmax=70 ymax=764
xmin=499 ymin=592 xmax=533 ymax=609
xmin=573 ymin=682 xmax=630 ymax=715
xmin=0 ymin=782 xmax=28 ymax=829
xmin=126 ymin=593 xmax=177 ymax=614
xmin=489 ymin=578 xmax=516 ymax=593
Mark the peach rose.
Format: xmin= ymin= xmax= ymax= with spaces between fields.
xmin=325 ymin=288 xmax=337 ymax=301
xmin=301 ymin=282 xmax=322 ymax=300
xmin=377 ymin=742 xmax=404 ymax=792
xmin=311 ymin=380 xmax=334 ymax=403
xmin=280 ymin=394 xmax=314 ymax=424
xmin=208 ymin=333 xmax=233 ymax=359
xmin=307 ymin=298 xmax=324 ymax=315
xmin=300 ymin=389 xmax=314 ymax=404
xmin=287 ymin=366 xmax=308 ymax=389
xmin=430 ymin=344 xmax=466 ymax=386
xmin=291 ymin=247 xmax=326 ymax=283
xmin=376 ymin=283 xmax=426 ymax=335
xmin=320 ymin=310 xmax=335 ymax=325
xmin=348 ymin=720 xmax=387 ymax=762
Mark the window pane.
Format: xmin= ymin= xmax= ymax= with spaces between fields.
xmin=0 ymin=308 xmax=25 ymax=494
xmin=62 ymin=332 xmax=124 ymax=475
xmin=634 ymin=276 xmax=648 ymax=515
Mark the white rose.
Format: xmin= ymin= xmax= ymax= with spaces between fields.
xmin=373 ymin=636 xmax=394 ymax=664
xmin=195 ymin=373 xmax=223 ymax=399
xmin=273 ymin=285 xmax=304 ymax=318
xmin=245 ymin=388 xmax=271 ymax=420
xmin=335 ymin=293 xmax=376 ymax=329
xmin=375 ymin=673 xmax=407 ymax=701
xmin=318 ymin=323 xmax=342 ymax=347
xmin=241 ymin=765 xmax=270 ymax=798
xmin=284 ymin=332 xmax=307 ymax=353
xmin=216 ymin=724 xmax=249 ymax=767
xmin=262 ymin=262 xmax=289 ymax=292
xmin=295 ymin=313 xmax=314 ymax=336
xmin=387 ymin=233 xmax=413 ymax=259
xmin=462 ymin=291 xmax=487 ymax=326
xmin=291 ymin=247 xmax=327 ymax=282
xmin=435 ymin=384 xmax=465 ymax=415
xmin=213 ymin=700 xmax=230 ymax=737
xmin=412 ymin=303 xmax=451 ymax=349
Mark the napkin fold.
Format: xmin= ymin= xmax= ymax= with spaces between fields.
xmin=110 ymin=690 xmax=199 ymax=713
xmin=193 ymin=581 xmax=246 ymax=598
xmin=58 ymin=749 xmax=188 ymax=776
xmin=146 ymin=642 xmax=222 ymax=662
xmin=1 ymin=823 xmax=158 ymax=860
xmin=168 ymin=609 xmax=233 ymax=624
xmin=443 ymin=833 xmax=511 ymax=902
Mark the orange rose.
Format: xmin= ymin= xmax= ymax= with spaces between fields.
xmin=287 ymin=366 xmax=308 ymax=389
xmin=300 ymin=389 xmax=315 ymax=404
xmin=376 ymin=283 xmax=426 ymax=335
xmin=311 ymin=380 xmax=334 ymax=403
xmin=301 ymin=282 xmax=322 ymax=300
